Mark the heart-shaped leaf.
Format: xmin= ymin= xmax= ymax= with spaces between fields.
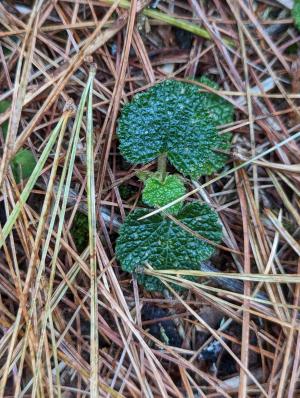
xmin=117 ymin=79 xmax=233 ymax=178
xmin=116 ymin=202 xmax=222 ymax=291
xmin=142 ymin=174 xmax=186 ymax=214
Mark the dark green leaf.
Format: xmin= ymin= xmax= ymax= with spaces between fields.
xmin=196 ymin=75 xmax=234 ymax=126
xmin=117 ymin=79 xmax=233 ymax=178
xmin=71 ymin=212 xmax=89 ymax=252
xmin=116 ymin=202 xmax=222 ymax=291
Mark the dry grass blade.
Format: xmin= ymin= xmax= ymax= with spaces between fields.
xmin=21 ymin=110 xmax=71 ymax=398
xmin=100 ymin=0 xmax=235 ymax=45
xmin=139 ymin=130 xmax=300 ymax=220
xmin=158 ymin=278 xmax=268 ymax=397
xmin=236 ymin=169 xmax=251 ymax=398
xmin=1 ymin=1 xmax=300 ymax=396
xmin=0 ymin=114 xmax=66 ymax=248
xmin=0 ymin=0 xmax=41 ymax=189
xmin=86 ymin=64 xmax=98 ymax=396
xmin=145 ymin=269 xmax=300 ymax=284
xmin=10 ymin=0 xmax=123 ymax=156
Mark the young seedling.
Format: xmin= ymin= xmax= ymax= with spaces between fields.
xmin=116 ymin=78 xmax=234 ymax=292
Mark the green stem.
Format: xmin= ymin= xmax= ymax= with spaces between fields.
xmin=100 ymin=0 xmax=235 ymax=47
xmin=157 ymin=153 xmax=167 ymax=181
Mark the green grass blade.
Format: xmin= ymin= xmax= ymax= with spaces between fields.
xmin=30 ymin=75 xmax=93 ymax=395
xmin=0 ymin=116 xmax=65 ymax=249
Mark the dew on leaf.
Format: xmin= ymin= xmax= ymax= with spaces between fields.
xmin=117 ymin=79 xmax=234 ymax=178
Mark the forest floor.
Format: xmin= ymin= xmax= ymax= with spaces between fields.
xmin=0 ymin=0 xmax=300 ymax=396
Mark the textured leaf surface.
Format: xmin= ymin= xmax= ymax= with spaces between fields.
xmin=116 ymin=202 xmax=222 ymax=291
xmin=196 ymin=76 xmax=234 ymax=126
xmin=117 ymin=79 xmax=233 ymax=177
xmin=142 ymin=174 xmax=186 ymax=214
xmin=11 ymin=149 xmax=36 ymax=183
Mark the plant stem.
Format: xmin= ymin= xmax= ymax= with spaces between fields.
xmin=100 ymin=0 xmax=235 ymax=47
xmin=157 ymin=153 xmax=167 ymax=181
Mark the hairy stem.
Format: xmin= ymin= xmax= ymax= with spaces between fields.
xmin=157 ymin=153 xmax=167 ymax=181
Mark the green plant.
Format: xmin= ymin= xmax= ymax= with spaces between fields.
xmin=0 ymin=100 xmax=36 ymax=183
xmin=293 ymin=0 xmax=300 ymax=30
xmin=71 ymin=212 xmax=89 ymax=252
xmin=10 ymin=148 xmax=37 ymax=184
xmin=118 ymin=79 xmax=233 ymax=178
xmin=116 ymin=78 xmax=233 ymax=291
xmin=0 ymin=100 xmax=10 ymax=137
xmin=142 ymin=173 xmax=186 ymax=215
